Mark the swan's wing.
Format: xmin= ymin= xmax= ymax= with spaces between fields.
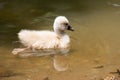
xmin=18 ymin=30 xmax=57 ymax=47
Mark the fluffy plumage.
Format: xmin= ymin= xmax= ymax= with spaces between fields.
xmin=12 ymin=16 xmax=74 ymax=54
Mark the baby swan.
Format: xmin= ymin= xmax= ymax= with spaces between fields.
xmin=12 ymin=16 xmax=74 ymax=55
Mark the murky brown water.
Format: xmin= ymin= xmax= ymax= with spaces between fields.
xmin=0 ymin=0 xmax=120 ymax=80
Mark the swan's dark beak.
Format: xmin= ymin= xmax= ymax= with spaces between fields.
xmin=67 ymin=25 xmax=74 ymax=31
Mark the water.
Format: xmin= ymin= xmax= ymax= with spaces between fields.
xmin=0 ymin=0 xmax=120 ymax=80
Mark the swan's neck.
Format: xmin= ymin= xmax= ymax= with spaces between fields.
xmin=54 ymin=29 xmax=66 ymax=37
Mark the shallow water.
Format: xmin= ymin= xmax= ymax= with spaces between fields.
xmin=0 ymin=0 xmax=120 ymax=80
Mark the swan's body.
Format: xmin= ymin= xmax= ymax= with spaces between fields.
xmin=18 ymin=30 xmax=70 ymax=49
xmin=12 ymin=16 xmax=74 ymax=54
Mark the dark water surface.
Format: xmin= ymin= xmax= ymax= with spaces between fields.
xmin=0 ymin=0 xmax=120 ymax=80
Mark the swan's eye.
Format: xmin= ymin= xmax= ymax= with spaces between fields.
xmin=64 ymin=23 xmax=68 ymax=26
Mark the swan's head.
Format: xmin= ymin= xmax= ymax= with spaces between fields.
xmin=53 ymin=16 xmax=74 ymax=34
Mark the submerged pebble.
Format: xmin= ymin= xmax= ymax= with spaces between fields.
xmin=112 ymin=3 xmax=120 ymax=7
xmin=43 ymin=77 xmax=49 ymax=80
xmin=103 ymin=74 xmax=117 ymax=80
xmin=93 ymin=65 xmax=104 ymax=69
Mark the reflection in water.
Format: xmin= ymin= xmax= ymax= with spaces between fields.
xmin=53 ymin=54 xmax=69 ymax=71
xmin=13 ymin=48 xmax=70 ymax=58
xmin=12 ymin=40 xmax=69 ymax=57
xmin=0 ymin=0 xmax=120 ymax=80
